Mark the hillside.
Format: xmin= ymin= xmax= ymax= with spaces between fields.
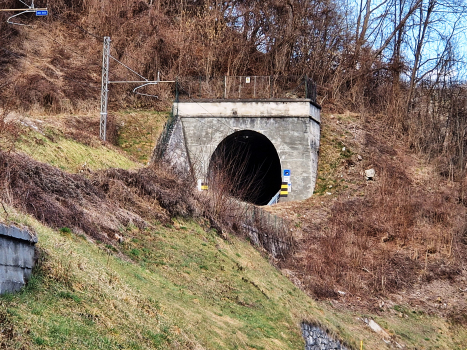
xmin=1 ymin=1 xmax=467 ymax=349
xmin=271 ymin=110 xmax=467 ymax=309
xmin=0 ymin=107 xmax=466 ymax=349
xmin=0 ymin=111 xmax=382 ymax=350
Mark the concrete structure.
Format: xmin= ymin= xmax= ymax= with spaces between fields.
xmin=163 ymin=99 xmax=321 ymax=203
xmin=0 ymin=224 xmax=38 ymax=294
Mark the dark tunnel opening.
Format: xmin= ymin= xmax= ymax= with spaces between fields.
xmin=208 ymin=130 xmax=281 ymax=206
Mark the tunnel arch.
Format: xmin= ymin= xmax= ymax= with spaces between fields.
xmin=208 ymin=130 xmax=281 ymax=206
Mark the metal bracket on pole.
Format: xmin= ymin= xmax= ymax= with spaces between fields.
xmin=100 ymin=36 xmax=111 ymax=141
xmin=98 ymin=37 xmax=174 ymax=141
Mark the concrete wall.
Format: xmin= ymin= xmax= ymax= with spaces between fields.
xmin=175 ymin=100 xmax=321 ymax=201
xmin=301 ymin=323 xmax=350 ymax=350
xmin=0 ymin=224 xmax=38 ymax=295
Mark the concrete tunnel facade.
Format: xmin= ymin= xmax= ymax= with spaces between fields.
xmin=162 ymin=99 xmax=321 ymax=203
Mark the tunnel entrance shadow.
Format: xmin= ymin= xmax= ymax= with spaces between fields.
xmin=208 ymin=130 xmax=281 ymax=206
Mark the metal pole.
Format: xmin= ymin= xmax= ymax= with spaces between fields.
xmin=269 ymin=76 xmax=272 ymax=98
xmin=254 ymin=76 xmax=256 ymax=98
xmin=224 ymin=76 xmax=227 ymax=99
xmin=100 ymin=36 xmax=111 ymax=141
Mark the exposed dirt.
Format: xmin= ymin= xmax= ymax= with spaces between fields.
xmin=267 ymin=111 xmax=467 ymax=320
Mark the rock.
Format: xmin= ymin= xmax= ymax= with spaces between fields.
xmin=368 ymin=319 xmax=390 ymax=339
xmin=365 ymin=168 xmax=375 ymax=180
xmin=368 ymin=319 xmax=383 ymax=332
xmin=357 ymin=154 xmax=363 ymax=161
xmin=301 ymin=322 xmax=349 ymax=350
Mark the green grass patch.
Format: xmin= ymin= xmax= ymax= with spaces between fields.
xmin=17 ymin=130 xmax=139 ymax=172
xmin=116 ymin=110 xmax=169 ymax=162
xmin=1 ymin=208 xmax=466 ymax=349
xmin=0 ymin=208 xmax=323 ymax=349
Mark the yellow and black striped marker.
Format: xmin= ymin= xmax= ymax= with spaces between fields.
xmin=201 ymin=183 xmax=208 ymax=191
xmin=280 ymin=182 xmax=288 ymax=197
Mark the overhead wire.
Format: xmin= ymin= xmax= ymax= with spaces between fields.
xmin=5 ymin=6 xmax=165 ymax=97
xmin=109 ymin=55 xmax=148 ymax=82
xmin=4 ymin=8 xmax=259 ymax=118
xmin=108 ymin=45 xmax=168 ymax=89
xmin=17 ymin=0 xmax=32 ymax=8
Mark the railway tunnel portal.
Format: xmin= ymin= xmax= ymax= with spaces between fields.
xmin=155 ymin=99 xmax=321 ymax=204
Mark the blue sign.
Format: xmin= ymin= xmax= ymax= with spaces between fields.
xmin=283 ymin=169 xmax=290 ymax=177
xmin=36 ymin=10 xmax=48 ymax=16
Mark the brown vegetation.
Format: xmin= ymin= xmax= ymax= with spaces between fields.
xmin=0 ymin=146 xmax=294 ymax=259
xmin=1 ymin=0 xmax=467 ymax=315
xmin=0 ymin=150 xmax=181 ymax=241
xmin=1 ymin=0 xmax=466 ymax=181
xmin=0 ymin=106 xmax=21 ymax=152
xmin=269 ymin=113 xmax=467 ymax=315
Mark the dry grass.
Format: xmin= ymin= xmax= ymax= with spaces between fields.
xmin=0 ymin=150 xmax=196 ymax=242
xmin=116 ymin=110 xmax=169 ymax=163
xmin=0 ymin=107 xmax=21 ymax=152
xmin=268 ymin=112 xmax=467 ymax=312
xmin=1 ymin=104 xmax=467 ymax=348
xmin=2 ymin=111 xmax=139 ymax=172
xmin=0 ymin=145 xmax=290 ymax=259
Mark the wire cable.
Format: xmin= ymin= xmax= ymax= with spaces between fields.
xmin=109 ymin=54 xmax=148 ymax=81
xmin=17 ymin=0 xmax=32 ymax=8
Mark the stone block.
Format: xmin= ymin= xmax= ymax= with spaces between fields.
xmin=302 ymin=322 xmax=349 ymax=350
xmin=0 ymin=223 xmax=37 ymax=295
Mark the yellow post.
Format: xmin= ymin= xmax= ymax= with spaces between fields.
xmin=360 ymin=340 xmax=363 ymax=350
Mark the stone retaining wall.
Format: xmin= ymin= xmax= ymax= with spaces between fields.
xmin=0 ymin=224 xmax=38 ymax=295
xmin=302 ymin=323 xmax=350 ymax=350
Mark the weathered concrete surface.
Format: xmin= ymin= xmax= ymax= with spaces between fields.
xmin=162 ymin=118 xmax=191 ymax=174
xmin=174 ymin=99 xmax=321 ymax=201
xmin=0 ymin=224 xmax=38 ymax=294
xmin=176 ymin=99 xmax=321 ymax=122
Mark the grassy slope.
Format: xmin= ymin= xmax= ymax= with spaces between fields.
xmin=2 ymin=208 xmax=465 ymax=350
xmin=1 ymin=208 xmax=326 ymax=350
xmin=116 ymin=110 xmax=169 ymax=163
xmin=1 ymin=110 xmax=466 ymax=349
xmin=14 ymin=115 xmax=139 ymax=173
xmin=1 ymin=111 xmax=322 ymax=350
xmin=13 ymin=109 xmax=169 ymax=172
